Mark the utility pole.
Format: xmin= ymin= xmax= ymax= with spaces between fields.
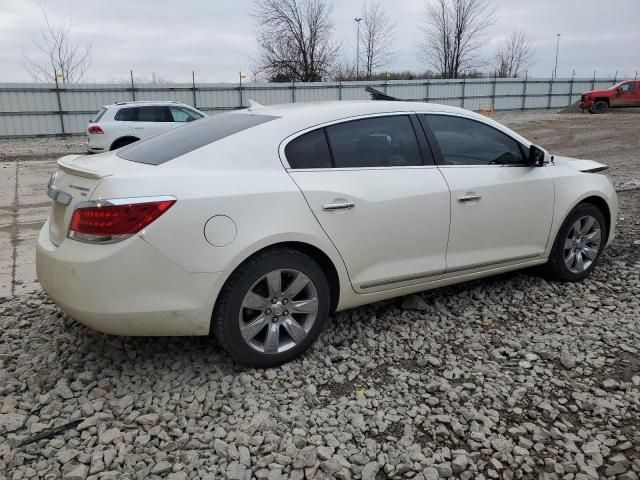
xmin=553 ymin=33 xmax=561 ymax=79
xmin=354 ymin=17 xmax=362 ymax=80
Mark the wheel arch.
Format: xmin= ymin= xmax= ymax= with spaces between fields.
xmin=579 ymin=195 xmax=611 ymax=238
xmin=110 ymin=136 xmax=140 ymax=150
xmin=214 ymin=241 xmax=343 ymax=316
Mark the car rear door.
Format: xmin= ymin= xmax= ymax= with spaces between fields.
xmin=133 ymin=106 xmax=172 ymax=139
xmin=284 ymin=114 xmax=451 ymax=293
xmin=419 ymin=113 xmax=554 ymax=272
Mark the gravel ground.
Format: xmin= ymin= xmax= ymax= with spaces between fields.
xmin=493 ymin=111 xmax=640 ymax=190
xmin=0 ymin=137 xmax=85 ymax=161
xmin=1 ymin=189 xmax=639 ymax=479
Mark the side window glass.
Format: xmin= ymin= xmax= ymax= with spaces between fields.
xmin=424 ymin=115 xmax=526 ymax=166
xmin=285 ymin=129 xmax=332 ymax=169
xmin=137 ymin=106 xmax=170 ymax=122
xmin=325 ymin=116 xmax=423 ymax=168
xmin=114 ymin=107 xmax=136 ymax=121
xmin=170 ymin=107 xmax=200 ymax=122
xmin=620 ymin=82 xmax=634 ymax=92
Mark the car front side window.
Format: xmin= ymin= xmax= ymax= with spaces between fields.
xmin=170 ymin=106 xmax=202 ymax=122
xmin=423 ymin=114 xmax=526 ymax=166
xmin=619 ymin=82 xmax=634 ymax=92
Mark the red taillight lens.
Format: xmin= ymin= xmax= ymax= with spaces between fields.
xmin=68 ymin=199 xmax=175 ymax=243
xmin=88 ymin=124 xmax=104 ymax=134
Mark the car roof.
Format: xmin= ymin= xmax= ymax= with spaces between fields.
xmin=236 ymin=100 xmax=532 ymax=149
xmin=243 ymin=100 xmax=496 ymax=133
xmin=103 ymin=101 xmax=189 ymax=109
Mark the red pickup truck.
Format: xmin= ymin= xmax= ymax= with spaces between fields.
xmin=580 ymin=80 xmax=640 ymax=113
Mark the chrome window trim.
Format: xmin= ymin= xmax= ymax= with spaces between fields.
xmin=416 ymin=111 xmax=538 ymax=167
xmin=279 ymin=111 xmax=422 ymax=170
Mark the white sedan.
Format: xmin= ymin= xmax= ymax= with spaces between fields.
xmin=37 ymin=101 xmax=617 ymax=366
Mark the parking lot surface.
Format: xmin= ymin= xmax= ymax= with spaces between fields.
xmin=1 ymin=111 xmax=639 ymax=479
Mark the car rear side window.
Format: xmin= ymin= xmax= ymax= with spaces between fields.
xmin=92 ymin=108 xmax=107 ymax=123
xmin=285 ymin=129 xmax=333 ymax=169
xmin=424 ymin=114 xmax=526 ymax=166
xmin=114 ymin=107 xmax=136 ymax=121
xmin=325 ymin=116 xmax=423 ymax=168
xmin=117 ymin=112 xmax=279 ymax=165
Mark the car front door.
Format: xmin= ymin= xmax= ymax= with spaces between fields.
xmin=169 ymin=106 xmax=204 ymax=125
xmin=420 ymin=114 xmax=554 ymax=272
xmin=611 ymin=81 xmax=637 ymax=107
xmin=285 ymin=114 xmax=451 ymax=293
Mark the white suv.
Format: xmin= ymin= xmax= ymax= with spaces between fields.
xmin=86 ymin=101 xmax=206 ymax=153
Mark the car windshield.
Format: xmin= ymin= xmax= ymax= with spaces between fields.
xmin=117 ymin=112 xmax=279 ymax=165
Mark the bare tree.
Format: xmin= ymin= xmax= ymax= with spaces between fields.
xmin=23 ymin=10 xmax=91 ymax=84
xmin=419 ymin=0 xmax=496 ymax=78
xmin=495 ymin=30 xmax=534 ymax=78
xmin=360 ymin=1 xmax=395 ymax=79
xmin=252 ymin=0 xmax=340 ymax=82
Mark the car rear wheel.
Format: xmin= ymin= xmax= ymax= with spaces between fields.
xmin=591 ymin=100 xmax=609 ymax=114
xmin=213 ymin=248 xmax=330 ymax=367
xmin=543 ymin=203 xmax=607 ymax=281
xmin=110 ymin=137 xmax=139 ymax=150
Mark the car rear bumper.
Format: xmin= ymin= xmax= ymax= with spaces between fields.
xmin=36 ymin=220 xmax=220 ymax=336
xmin=86 ymin=134 xmax=108 ymax=153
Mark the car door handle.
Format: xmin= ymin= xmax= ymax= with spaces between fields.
xmin=458 ymin=195 xmax=482 ymax=203
xmin=322 ymin=202 xmax=355 ymax=211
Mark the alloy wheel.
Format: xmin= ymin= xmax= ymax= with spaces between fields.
xmin=563 ymin=215 xmax=602 ymax=274
xmin=238 ymin=269 xmax=319 ymax=354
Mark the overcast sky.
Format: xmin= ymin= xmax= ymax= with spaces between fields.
xmin=1 ymin=0 xmax=639 ymax=83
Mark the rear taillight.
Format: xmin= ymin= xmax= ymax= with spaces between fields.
xmin=88 ymin=124 xmax=104 ymax=134
xmin=68 ymin=197 xmax=175 ymax=244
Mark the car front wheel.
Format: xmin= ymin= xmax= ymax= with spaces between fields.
xmin=591 ymin=100 xmax=609 ymax=114
xmin=543 ymin=203 xmax=607 ymax=281
xmin=212 ymin=248 xmax=330 ymax=367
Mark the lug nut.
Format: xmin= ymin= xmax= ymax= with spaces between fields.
xmin=272 ymin=317 xmax=278 ymax=323
xmin=265 ymin=308 xmax=272 ymax=315
xmin=272 ymin=298 xmax=278 ymax=304
xmin=282 ymin=298 xmax=288 ymax=305
xmin=283 ymin=311 xmax=289 ymax=316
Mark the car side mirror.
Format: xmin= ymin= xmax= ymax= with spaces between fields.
xmin=529 ymin=145 xmax=546 ymax=167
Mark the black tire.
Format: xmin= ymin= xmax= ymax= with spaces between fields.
xmin=212 ymin=248 xmax=330 ymax=367
xmin=591 ymin=100 xmax=609 ymax=114
xmin=110 ymin=137 xmax=139 ymax=150
xmin=543 ymin=203 xmax=607 ymax=282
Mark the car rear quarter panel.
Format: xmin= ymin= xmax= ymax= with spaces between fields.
xmin=95 ymin=129 xmax=354 ymax=310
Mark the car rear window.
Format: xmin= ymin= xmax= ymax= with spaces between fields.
xmin=117 ymin=112 xmax=279 ymax=165
xmin=92 ymin=108 xmax=107 ymax=123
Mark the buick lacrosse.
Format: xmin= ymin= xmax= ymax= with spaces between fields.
xmin=37 ymin=101 xmax=617 ymax=366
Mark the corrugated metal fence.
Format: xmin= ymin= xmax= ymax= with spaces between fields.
xmin=0 ymin=76 xmax=618 ymax=138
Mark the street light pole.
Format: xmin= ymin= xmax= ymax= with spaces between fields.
xmin=553 ymin=33 xmax=561 ymax=79
xmin=354 ymin=17 xmax=362 ymax=80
